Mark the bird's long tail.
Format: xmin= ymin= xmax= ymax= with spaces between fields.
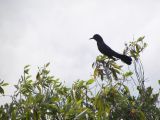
xmin=115 ymin=53 xmax=132 ymax=65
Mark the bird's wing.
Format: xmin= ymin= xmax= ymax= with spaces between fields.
xmin=97 ymin=42 xmax=118 ymax=57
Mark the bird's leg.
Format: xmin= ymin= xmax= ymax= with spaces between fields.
xmin=114 ymin=58 xmax=120 ymax=61
xmin=110 ymin=56 xmax=116 ymax=61
xmin=109 ymin=56 xmax=120 ymax=61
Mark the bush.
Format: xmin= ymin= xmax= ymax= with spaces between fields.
xmin=0 ymin=37 xmax=159 ymax=120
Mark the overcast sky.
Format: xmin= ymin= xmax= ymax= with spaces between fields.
xmin=0 ymin=0 xmax=160 ymax=102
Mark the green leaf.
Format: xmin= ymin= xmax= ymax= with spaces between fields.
xmin=111 ymin=68 xmax=118 ymax=80
xmin=24 ymin=65 xmax=30 ymax=69
xmin=78 ymin=80 xmax=85 ymax=87
xmin=26 ymin=110 xmax=30 ymax=120
xmin=137 ymin=36 xmax=145 ymax=42
xmin=42 ymin=69 xmax=50 ymax=75
xmin=158 ymin=80 xmax=160 ymax=85
xmin=51 ymin=97 xmax=60 ymax=102
xmin=46 ymin=62 xmax=50 ymax=67
xmin=93 ymin=68 xmax=99 ymax=79
xmin=24 ymin=69 xmax=29 ymax=74
xmin=45 ymin=104 xmax=58 ymax=111
xmin=144 ymin=43 xmax=147 ymax=48
xmin=36 ymin=72 xmax=41 ymax=81
xmin=77 ymin=99 xmax=82 ymax=105
xmin=123 ymin=85 xmax=129 ymax=94
xmin=111 ymin=63 xmax=122 ymax=70
xmin=37 ymin=85 xmax=41 ymax=93
xmin=14 ymin=85 xmax=19 ymax=89
xmin=11 ymin=109 xmax=16 ymax=120
xmin=35 ymin=94 xmax=44 ymax=103
xmin=0 ymin=86 xmax=4 ymax=94
xmin=92 ymin=62 xmax=95 ymax=68
xmin=2 ymin=83 xmax=9 ymax=86
xmin=130 ymin=50 xmax=137 ymax=59
xmin=123 ymin=71 xmax=133 ymax=77
xmin=0 ymin=80 xmax=4 ymax=85
xmin=136 ymin=44 xmax=141 ymax=53
xmin=139 ymin=111 xmax=145 ymax=120
xmin=26 ymin=75 xmax=32 ymax=80
xmin=86 ymin=79 xmax=95 ymax=85
xmin=27 ymin=80 xmax=32 ymax=84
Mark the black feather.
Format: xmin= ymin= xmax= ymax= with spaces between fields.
xmin=91 ymin=34 xmax=132 ymax=65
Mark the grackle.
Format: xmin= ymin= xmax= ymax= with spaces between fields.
xmin=90 ymin=34 xmax=132 ymax=65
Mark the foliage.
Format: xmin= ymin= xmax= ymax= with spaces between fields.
xmin=0 ymin=80 xmax=8 ymax=95
xmin=0 ymin=37 xmax=160 ymax=120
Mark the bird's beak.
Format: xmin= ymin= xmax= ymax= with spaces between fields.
xmin=89 ymin=37 xmax=93 ymax=40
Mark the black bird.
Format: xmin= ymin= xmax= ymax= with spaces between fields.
xmin=90 ymin=34 xmax=132 ymax=65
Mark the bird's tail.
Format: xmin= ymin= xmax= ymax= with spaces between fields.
xmin=116 ymin=53 xmax=132 ymax=65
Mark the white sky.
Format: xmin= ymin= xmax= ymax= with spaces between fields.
xmin=0 ymin=0 xmax=160 ymax=102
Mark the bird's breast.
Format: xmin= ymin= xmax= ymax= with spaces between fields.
xmin=97 ymin=42 xmax=116 ymax=57
xmin=97 ymin=42 xmax=106 ymax=54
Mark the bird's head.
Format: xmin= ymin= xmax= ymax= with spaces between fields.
xmin=90 ymin=34 xmax=103 ymax=42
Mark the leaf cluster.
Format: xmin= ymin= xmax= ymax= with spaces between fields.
xmin=0 ymin=37 xmax=160 ymax=120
